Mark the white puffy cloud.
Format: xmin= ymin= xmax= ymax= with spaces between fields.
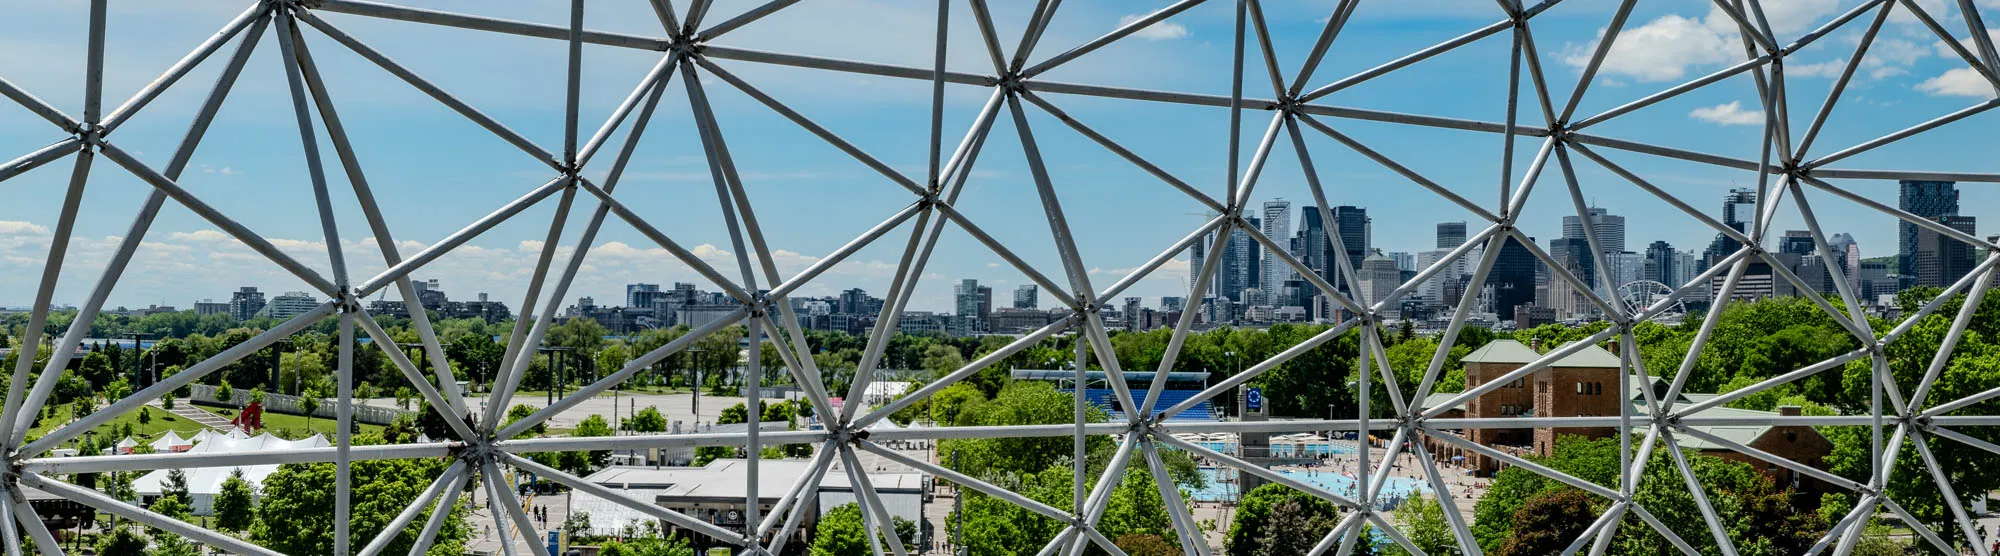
xmin=1564 ymin=15 xmax=1739 ymax=82
xmin=1788 ymin=58 xmax=1849 ymax=77
xmin=1118 ymin=14 xmax=1188 ymax=41
xmin=0 ymin=221 xmax=50 ymax=235
xmin=1567 ymin=0 xmax=1847 ymax=82
xmin=1933 ymin=29 xmax=2000 ymax=59
xmin=1915 ymin=67 xmax=1999 ymax=97
xmin=1689 ymin=101 xmax=1767 ymax=125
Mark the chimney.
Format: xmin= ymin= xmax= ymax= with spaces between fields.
xmin=1778 ymin=405 xmax=1802 ymax=417
xmin=1529 ymin=337 xmax=1542 ymax=352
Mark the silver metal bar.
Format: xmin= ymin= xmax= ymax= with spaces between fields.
xmin=1094 ymin=215 xmax=1230 ymax=306
xmin=1675 ymin=426 xmax=1862 ymax=490
xmin=1798 ymin=0 xmax=1894 ymax=158
xmin=20 ymin=473 xmax=284 ymax=556
xmin=695 ymin=58 xmax=926 ymax=197
xmin=1909 ymin=431 xmax=1991 ymax=556
xmin=1294 ymin=113 xmax=1503 ymax=223
xmin=0 ymin=499 xmax=21 ymax=556
xmin=0 ymin=148 xmax=93 ymax=448
xmin=1675 ymin=348 xmax=1870 ymax=416
xmin=6 ymin=492 xmax=65 ymax=556
xmin=1799 ymin=175 xmax=1995 ymax=250
xmin=100 ymin=2 xmax=266 ymax=133
xmin=1140 ymin=438 xmax=1210 ymax=556
xmin=856 ymin=317 xmax=1073 ymax=428
xmin=764 ymin=442 xmax=838 ymax=555
xmin=576 ymin=51 xmax=680 ymax=168
xmin=1301 ymin=18 xmax=1514 ymax=102
xmin=1289 ymin=0 xmax=1359 ymax=97
xmin=1413 ymin=233 xmax=1508 ymax=405
xmin=572 ymin=176 xmax=756 ymax=301
xmin=352 ymin=307 xmax=479 ymax=442
xmin=99 ymin=142 xmax=341 ymax=294
xmin=503 ymin=453 xmax=745 ymax=544
xmin=1808 ymin=167 xmax=2000 ymax=182
xmin=1881 ymin=496 xmax=1956 ymax=555
xmin=354 ymin=176 xmax=568 ymax=296
xmin=1227 ymin=0 xmax=1246 ymax=205
xmin=1897 ymin=0 xmax=2000 ymax=88
xmin=309 ymin=0 xmax=669 ymax=51
xmin=859 ymin=440 xmax=1072 ymax=522
xmin=296 ymin=10 xmax=562 ymax=169
xmin=929 ymin=204 xmax=1080 ymax=309
xmin=1245 ymin=0 xmax=1288 ymax=98
xmin=0 ymin=75 xmax=80 ymax=132
xmin=1627 ymin=503 xmax=1702 ymax=556
xmin=1576 ymin=57 xmax=1774 ymax=132
xmin=357 ymin=461 xmax=466 ymax=556
xmin=336 ymin=308 xmax=356 ymax=555
xmin=1024 ymin=0 xmax=1208 ymax=80
xmin=289 ymin=14 xmax=472 ymax=416
xmin=705 ymin=44 xmax=995 ymax=87
xmin=1156 ymin=428 xmax=1364 ymax=509
xmin=1010 ymin=0 xmax=1063 ymax=73
xmin=1557 ymin=0 xmax=1638 ymax=123
xmin=20 ymin=442 xmax=453 ymax=475
xmin=699 ymin=0 xmax=802 ymax=40
xmin=1508 ymin=227 xmax=1621 ymax=318
xmin=499 ymin=430 xmax=827 ymax=453
xmin=485 ymin=461 xmax=544 ymax=555
xmin=500 ymin=308 xmax=746 ymax=439
xmin=1426 ymin=325 xmax=1622 ymax=419
xmin=21 ymin=302 xmax=336 ymax=456
xmin=406 ymin=466 xmax=470 ymax=556
xmin=1567 ymin=142 xmax=1759 ymax=247
xmin=483 ymin=184 xmax=580 ymax=428
xmin=276 ymin=12 xmax=351 ymax=293
xmin=1568 ymin=132 xmax=1767 ymax=172
xmin=81 ymin=0 xmax=107 ymax=124
xmin=1425 ymin=425 xmax=1619 ymax=498
xmin=0 ymin=138 xmax=81 ymax=186
xmin=840 ymin=446 xmax=913 ymax=556
xmin=1806 ymin=98 xmax=2000 ymax=169
xmin=1161 ymin=318 xmax=1361 ymax=419
xmin=483 ymin=470 xmax=523 ymax=556
xmin=1017 ymin=90 xmax=1227 ymax=212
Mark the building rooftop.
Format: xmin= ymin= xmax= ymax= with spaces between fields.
xmin=1549 ymin=341 xmax=1622 ymax=368
xmin=1460 ymin=339 xmax=1540 ymax=364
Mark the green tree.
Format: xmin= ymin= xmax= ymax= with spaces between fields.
xmin=1383 ymin=495 xmax=1460 ymax=556
xmin=1227 ymin=483 xmax=1344 ymax=556
xmin=215 ymin=468 xmax=258 ymax=533
xmin=1494 ymin=489 xmax=1597 ymax=556
xmin=505 ymin=404 xmax=546 ymax=436
xmin=812 ymin=503 xmax=917 ymax=556
xmin=928 ymin=383 xmax=984 ymax=426
xmin=252 ymin=434 xmax=470 ymax=555
xmin=1252 ymin=496 xmax=1340 ymax=556
xmin=96 ymin=527 xmax=147 ymax=555
xmin=627 ymin=406 xmax=669 ymax=433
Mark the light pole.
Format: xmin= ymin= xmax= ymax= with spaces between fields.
xmin=686 ymin=347 xmax=705 ymax=427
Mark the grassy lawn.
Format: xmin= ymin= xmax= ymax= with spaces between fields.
xmin=25 ymin=403 xmax=206 ymax=449
xmin=206 ymin=406 xmax=386 ymax=439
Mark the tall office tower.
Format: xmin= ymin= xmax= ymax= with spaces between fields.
xmin=229 ymin=286 xmax=265 ymax=321
xmin=955 ymin=279 xmax=992 ymax=322
xmin=1488 ymin=235 xmax=1539 ymax=317
xmin=839 ymin=287 xmax=877 ymax=315
xmin=1900 ymin=180 xmax=1961 ymax=277
xmin=1262 ymin=199 xmax=1294 ymax=298
xmin=1437 ymin=221 xmax=1467 ymax=249
xmin=1676 ymin=251 xmax=1702 ymax=289
xmin=1331 ymin=206 xmax=1370 ymax=292
xmin=1124 ymin=297 xmax=1144 ymax=331
xmin=1160 ymin=296 xmax=1185 ymax=313
xmin=1548 ymin=237 xmax=1597 ymax=288
xmin=1915 ymin=215 xmax=1979 ymax=288
xmin=1829 ymin=233 xmax=1861 ymax=292
xmin=1560 ymin=207 xmax=1627 ymax=254
xmin=1298 ymin=210 xmax=1329 ymax=279
xmin=1611 ymin=252 xmax=1645 ymax=290
xmin=1779 ymin=230 xmax=1816 ymax=256
xmin=1645 ymin=241 xmax=1677 ymax=285
xmin=1219 ymin=218 xmax=1263 ymax=302
xmin=1416 ymin=250 xmax=1450 ymax=304
xmin=1189 ymin=230 xmax=1208 ymax=298
xmin=626 ymin=283 xmax=661 ymax=308
xmin=1358 ymin=250 xmax=1402 ymax=316
xmin=1389 ymin=251 xmax=1415 ymax=272
xmin=1705 ymin=188 xmax=1758 ymax=265
xmin=1013 ymin=284 xmax=1038 ymax=309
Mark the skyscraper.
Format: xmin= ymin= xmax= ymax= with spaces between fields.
xmin=1561 ymin=207 xmax=1626 ymax=254
xmin=955 ymin=279 xmax=992 ymax=324
xmin=1547 ymin=237 xmax=1597 ymax=289
xmin=1013 ymin=284 xmax=1038 ymax=309
xmin=1704 ymin=188 xmax=1757 ymax=266
xmin=1262 ymin=199 xmax=1294 ymax=299
xmin=1358 ymin=250 xmax=1402 ymax=317
xmin=1900 ymin=180 xmax=1961 ymax=277
xmin=1298 ymin=210 xmax=1329 ymax=280
xmin=1219 ymin=218 xmax=1263 ymax=302
xmin=1645 ymin=241 xmax=1677 ymax=285
xmin=1437 ymin=221 xmax=1467 ymax=249
xmin=1914 ymin=215 xmax=1978 ymax=288
xmin=1828 ymin=233 xmax=1861 ymax=293
xmin=229 ymin=286 xmax=265 ymax=321
xmin=1331 ymin=206 xmax=1370 ymax=293
xmin=1488 ymin=236 xmax=1538 ymax=318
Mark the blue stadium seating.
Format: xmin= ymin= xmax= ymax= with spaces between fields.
xmin=1067 ymin=388 xmax=1215 ymax=421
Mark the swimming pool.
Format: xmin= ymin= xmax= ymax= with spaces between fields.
xmin=1189 ymin=467 xmax=1430 ymax=503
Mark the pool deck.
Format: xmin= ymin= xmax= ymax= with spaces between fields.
xmin=1189 ymin=441 xmax=1492 ymax=549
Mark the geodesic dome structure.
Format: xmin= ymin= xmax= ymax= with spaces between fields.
xmin=3 ymin=0 xmax=2000 ymax=554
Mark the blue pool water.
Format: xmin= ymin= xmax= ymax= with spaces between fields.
xmin=1190 ymin=467 xmax=1430 ymax=503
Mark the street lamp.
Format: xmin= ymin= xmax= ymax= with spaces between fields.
xmin=686 ymin=347 xmax=705 ymax=427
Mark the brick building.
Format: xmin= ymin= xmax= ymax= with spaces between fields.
xmin=1431 ymin=338 xmax=1833 ymax=493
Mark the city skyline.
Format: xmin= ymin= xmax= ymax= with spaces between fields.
xmin=4 ymin=1 xmax=1998 ymax=313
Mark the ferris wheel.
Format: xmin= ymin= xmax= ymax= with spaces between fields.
xmin=1616 ymin=280 xmax=1686 ymax=323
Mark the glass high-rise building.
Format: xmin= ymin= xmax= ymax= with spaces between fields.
xmin=1437 ymin=221 xmax=1467 ymax=249
xmin=1899 ymin=180 xmax=1961 ymax=278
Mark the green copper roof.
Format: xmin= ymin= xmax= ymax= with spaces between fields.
xmin=1461 ymin=339 xmax=1540 ymax=364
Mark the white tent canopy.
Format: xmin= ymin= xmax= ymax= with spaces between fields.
xmin=149 ymin=430 xmax=192 ymax=452
xmin=132 ymin=432 xmax=329 ymax=515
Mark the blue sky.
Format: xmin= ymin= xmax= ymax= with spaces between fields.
xmin=2 ymin=0 xmax=1996 ymax=313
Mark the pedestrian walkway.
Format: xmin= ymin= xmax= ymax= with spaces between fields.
xmin=150 ymin=400 xmax=231 ymax=431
